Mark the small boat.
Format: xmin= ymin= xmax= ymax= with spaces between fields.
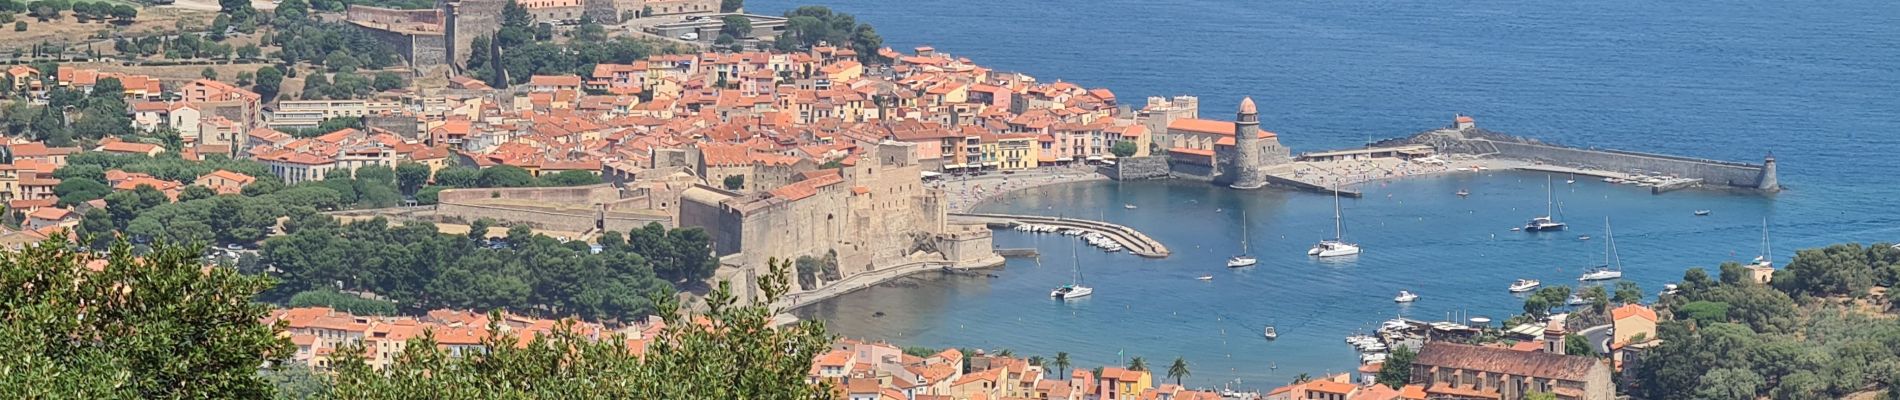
xmin=1510 ymin=227 xmax=1522 ymax=232
xmin=1124 ymin=204 xmax=1137 ymax=209
xmin=1263 ymin=326 xmax=1278 ymax=340
xmin=1694 ymin=210 xmax=1711 ymax=216
xmin=1577 ymin=235 xmax=1591 ymax=241
xmin=1578 ymin=267 xmax=1622 ymax=281
xmin=1052 ymin=242 xmax=1094 ymax=300
xmin=1394 ymin=290 xmax=1418 ymax=303
xmin=1524 ymin=176 xmax=1568 ymax=232
xmin=1567 ymin=293 xmax=1591 ymax=306
xmin=1578 ymin=217 xmax=1624 ymax=281
xmin=1455 ymin=188 xmax=1470 ymax=197
xmin=1229 ymin=210 xmax=1258 ymax=267
xmin=872 ymin=311 xmax=885 ymax=317
xmin=1197 ymin=275 xmax=1213 ymax=281
xmin=1509 ymin=279 xmax=1542 ymax=293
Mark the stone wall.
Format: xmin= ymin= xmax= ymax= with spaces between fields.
xmin=437 ymin=184 xmax=622 ymax=205
xmin=1483 ymin=141 xmax=1767 ymax=188
xmin=445 ymin=0 xmax=506 ymax=70
xmin=1112 ymin=155 xmax=1170 ymax=180
xmin=347 ymin=5 xmax=444 ymax=26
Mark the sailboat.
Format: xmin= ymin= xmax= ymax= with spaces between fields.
xmin=1051 ymin=241 xmax=1093 ymax=299
xmin=1524 ymin=175 xmax=1567 ymax=232
xmin=1228 ymin=210 xmax=1258 ymax=267
xmin=1566 ymin=173 xmax=1577 ymax=184
xmin=1119 ymin=178 xmax=1136 ymax=209
xmin=1308 ymin=188 xmax=1361 ymax=257
xmin=1752 ymin=218 xmax=1773 ymax=268
xmin=1579 ymin=217 xmax=1624 ymax=281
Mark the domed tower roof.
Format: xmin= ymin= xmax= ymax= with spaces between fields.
xmin=1238 ymin=97 xmax=1258 ymax=115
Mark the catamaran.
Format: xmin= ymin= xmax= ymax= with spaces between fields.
xmin=1228 ymin=210 xmax=1258 ymax=267
xmin=1051 ymin=242 xmax=1093 ymax=300
xmin=1394 ymin=290 xmax=1419 ymax=303
xmin=1524 ymin=175 xmax=1567 ymax=232
xmin=1578 ymin=217 xmax=1624 ymax=281
xmin=1309 ymin=189 xmax=1361 ymax=257
xmin=1509 ymin=279 xmax=1542 ymax=293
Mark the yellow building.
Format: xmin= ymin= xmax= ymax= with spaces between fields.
xmin=990 ymin=133 xmax=1039 ymax=170
xmin=1098 ymin=367 xmax=1151 ymax=400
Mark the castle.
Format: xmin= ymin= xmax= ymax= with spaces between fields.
xmin=347 ymin=0 xmax=720 ymax=72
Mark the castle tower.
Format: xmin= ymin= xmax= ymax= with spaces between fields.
xmin=1757 ymin=153 xmax=1779 ymax=192
xmin=1229 ymin=97 xmax=1268 ymax=190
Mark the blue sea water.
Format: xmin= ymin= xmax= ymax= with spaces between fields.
xmin=764 ymin=0 xmax=1900 ymax=390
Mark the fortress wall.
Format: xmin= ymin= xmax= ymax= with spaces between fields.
xmin=435 ymin=184 xmax=621 ymax=205
xmin=1484 ymin=141 xmax=1765 ymax=188
xmin=347 ymin=5 xmax=445 ymax=26
xmin=1113 ymin=155 xmax=1170 ymax=180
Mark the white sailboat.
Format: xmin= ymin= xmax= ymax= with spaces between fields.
xmin=1753 ymin=218 xmax=1773 ymax=268
xmin=1579 ymin=217 xmax=1624 ymax=281
xmin=1228 ymin=210 xmax=1258 ymax=267
xmin=1309 ymin=189 xmax=1361 ymax=257
xmin=1051 ymin=241 xmax=1093 ymax=299
xmin=1524 ymin=175 xmax=1567 ymax=232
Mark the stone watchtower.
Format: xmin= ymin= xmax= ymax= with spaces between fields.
xmin=1757 ymin=153 xmax=1780 ymax=192
xmin=1229 ymin=97 xmax=1269 ymax=190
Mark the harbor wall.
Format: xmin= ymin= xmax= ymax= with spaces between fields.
xmin=1480 ymin=140 xmax=1767 ymax=188
xmin=1113 ymin=156 xmax=1171 ymax=180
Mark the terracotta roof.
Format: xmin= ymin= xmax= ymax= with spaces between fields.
xmin=767 ymin=173 xmax=845 ymax=202
xmin=1610 ymin=304 xmax=1656 ymax=322
xmin=1415 ymin=342 xmax=1600 ymax=381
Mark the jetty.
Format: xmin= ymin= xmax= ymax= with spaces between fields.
xmin=948 ymin=212 xmax=1171 ymax=258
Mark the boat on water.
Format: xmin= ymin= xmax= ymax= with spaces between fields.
xmin=1309 ymin=189 xmax=1362 ymax=257
xmin=1754 ymin=218 xmax=1774 ymax=268
xmin=1567 ymin=292 xmax=1591 ymax=306
xmin=1509 ymin=279 xmax=1542 ymax=293
xmin=1456 ymin=188 xmax=1470 ymax=197
xmin=1197 ymin=275 xmax=1213 ymax=281
xmin=1694 ymin=210 xmax=1711 ymax=216
xmin=1394 ymin=290 xmax=1418 ymax=303
xmin=1051 ymin=242 xmax=1093 ymax=300
xmin=1124 ymin=204 xmax=1137 ymax=209
xmin=1263 ymin=326 xmax=1278 ymax=340
xmin=1577 ymin=235 xmax=1591 ymax=241
xmin=1523 ymin=176 xmax=1568 ymax=232
xmin=1229 ymin=210 xmax=1258 ymax=267
xmin=1579 ymin=217 xmax=1625 ymax=281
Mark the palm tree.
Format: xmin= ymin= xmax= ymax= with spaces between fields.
xmin=997 ymin=348 xmax=1014 ymax=358
xmin=1293 ymin=373 xmax=1312 ymax=384
xmin=1127 ymin=356 xmax=1148 ymax=371
xmin=1027 ymin=356 xmax=1045 ymax=368
xmin=1166 ymin=356 xmax=1191 ymax=385
xmin=1054 ymin=352 xmax=1071 ymax=378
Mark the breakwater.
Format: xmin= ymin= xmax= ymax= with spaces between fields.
xmin=1391 ymin=126 xmax=1779 ymax=192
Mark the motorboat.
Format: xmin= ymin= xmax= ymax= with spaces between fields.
xmin=1523 ymin=176 xmax=1567 ymax=232
xmin=1263 ymin=326 xmax=1278 ymax=340
xmin=1509 ymin=279 xmax=1542 ymax=293
xmin=1567 ymin=293 xmax=1591 ymax=306
xmin=1226 ymin=256 xmax=1257 ymax=268
xmin=1456 ymin=188 xmax=1470 ymax=197
xmin=1310 ymin=189 xmax=1361 ymax=257
xmin=1694 ymin=210 xmax=1711 ymax=216
xmin=1124 ymin=204 xmax=1137 ymax=209
xmin=1578 ymin=217 xmax=1624 ymax=282
xmin=1394 ymin=290 xmax=1418 ymax=303
xmin=1197 ymin=275 xmax=1213 ymax=281
xmin=1578 ymin=235 xmax=1591 ymax=241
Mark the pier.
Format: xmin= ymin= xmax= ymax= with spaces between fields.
xmin=948 ymin=212 xmax=1171 ymax=258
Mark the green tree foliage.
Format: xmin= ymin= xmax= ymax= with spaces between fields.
xmin=719 ymin=15 xmax=751 ymax=40
xmin=776 ymin=6 xmax=884 ymax=64
xmin=476 ymin=165 xmax=535 ymax=187
xmin=1777 ymin=243 xmax=1897 ymax=298
xmin=1376 ymin=345 xmax=1415 ymax=388
xmin=723 ymin=174 xmax=744 ymax=190
xmin=1521 ymin=286 xmax=1571 ymax=317
xmin=719 ymin=0 xmax=739 ymax=13
xmin=394 ymin=162 xmax=430 ymax=195
xmin=177 ymin=184 xmax=217 ymax=202
xmin=1166 ymin=356 xmax=1190 ymax=385
xmin=621 ymin=222 xmax=718 ymax=284
xmin=263 ymin=217 xmax=675 ymax=322
xmin=433 ymin=165 xmax=479 ymax=188
xmin=0 ymin=239 xmax=292 ymax=398
xmin=259 ymin=364 xmax=329 ymax=400
xmin=539 ymin=170 xmax=602 ymax=186
xmin=1612 ymin=280 xmax=1644 ymax=304
xmin=326 ymin=259 xmax=831 ymax=398
xmin=1563 ymin=333 xmax=1594 ymax=356
xmin=61 ymin=151 xmax=273 ymax=186
xmin=1524 ymin=392 xmax=1557 ymax=400
xmin=1678 ymin=301 xmax=1730 ymax=325
xmin=1112 ymin=141 xmax=1138 ymax=158
xmin=287 ymin=288 xmax=398 ymax=315
xmin=76 ymin=208 xmax=112 ymax=248
xmin=1126 ymin=356 xmax=1147 ymax=371
xmin=104 ymin=184 xmax=168 ymax=231
xmin=52 ymin=176 xmax=109 ymax=206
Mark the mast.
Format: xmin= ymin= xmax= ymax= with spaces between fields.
xmin=1071 ymin=239 xmax=1082 ymax=285
xmin=1240 ymin=210 xmax=1250 ymax=255
xmin=1606 ymin=217 xmax=1620 ymax=271
xmin=1333 ymin=188 xmax=1344 ymax=241
xmin=1545 ymin=175 xmax=1555 ymax=217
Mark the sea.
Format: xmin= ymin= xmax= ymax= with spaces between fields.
xmin=757 ymin=0 xmax=1900 ymax=390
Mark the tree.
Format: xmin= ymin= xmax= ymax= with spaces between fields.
xmin=1678 ymin=301 xmax=1730 ymax=326
xmin=201 ymin=67 xmax=218 ymax=80
xmin=1126 ymin=356 xmax=1147 ymax=371
xmin=326 ymin=258 xmax=831 ymax=398
xmin=1564 ymin=334 xmax=1595 ymax=357
xmin=236 ymin=43 xmax=260 ymax=59
xmin=254 ymin=65 xmax=283 ymax=98
xmin=0 ymin=239 xmax=293 ymax=398
xmin=539 ymin=170 xmax=601 ymax=186
xmin=260 ymin=364 xmax=329 ymax=400
xmin=434 ymin=166 xmax=479 ymax=188
xmin=394 ymin=162 xmax=430 ymax=195
xmin=719 ymin=0 xmax=739 ymax=13
xmin=718 ymin=15 xmax=751 ymax=40
xmin=1112 ymin=141 xmax=1138 ymax=157
xmin=1054 ymin=352 xmax=1070 ymax=379
xmin=288 ymin=288 xmax=398 ymax=315
xmin=1376 ymin=345 xmax=1416 ymax=388
xmin=1525 ymin=392 xmax=1558 ymax=400
xmin=52 ymin=177 xmax=110 ymax=206
xmin=1292 ymin=373 xmax=1311 ymax=384
xmin=372 ymin=72 xmax=404 ymax=91
xmin=1694 ymin=367 xmax=1764 ymax=400
xmin=178 ymin=184 xmax=217 ymax=202
xmin=108 ymin=3 xmax=131 ymax=22
xmin=722 ymin=174 xmax=745 ymax=190
xmin=76 ymin=208 xmax=113 ymax=248
xmin=1613 ymin=280 xmax=1644 ymax=304
xmin=1166 ymin=356 xmax=1190 ymax=385
xmin=477 ymin=165 xmax=535 ymax=188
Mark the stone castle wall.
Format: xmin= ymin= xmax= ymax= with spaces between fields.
xmin=347 ymin=5 xmax=445 ymax=26
xmin=437 ymin=184 xmax=622 ymax=205
xmin=1113 ymin=155 xmax=1171 ymax=180
xmin=1482 ymin=140 xmax=1766 ymax=188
